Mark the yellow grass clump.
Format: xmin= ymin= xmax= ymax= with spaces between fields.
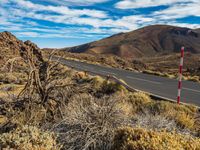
xmin=0 ymin=125 xmax=61 ymax=150
xmin=147 ymin=101 xmax=198 ymax=130
xmin=112 ymin=127 xmax=200 ymax=150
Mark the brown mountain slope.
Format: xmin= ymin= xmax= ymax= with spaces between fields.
xmin=66 ymin=25 xmax=200 ymax=59
xmin=0 ymin=31 xmax=44 ymax=85
xmin=0 ymin=31 xmax=43 ymax=68
xmin=0 ymin=31 xmax=23 ymax=67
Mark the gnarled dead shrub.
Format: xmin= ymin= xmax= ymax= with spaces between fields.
xmin=53 ymin=94 xmax=128 ymax=150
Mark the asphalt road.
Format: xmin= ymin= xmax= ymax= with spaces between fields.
xmin=56 ymin=57 xmax=200 ymax=106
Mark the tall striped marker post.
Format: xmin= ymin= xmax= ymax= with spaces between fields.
xmin=177 ymin=46 xmax=184 ymax=104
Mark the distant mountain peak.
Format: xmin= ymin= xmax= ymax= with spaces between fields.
xmin=64 ymin=25 xmax=200 ymax=59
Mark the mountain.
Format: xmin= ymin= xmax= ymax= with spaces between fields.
xmin=0 ymin=31 xmax=43 ymax=68
xmin=0 ymin=31 xmax=23 ymax=67
xmin=65 ymin=25 xmax=200 ymax=59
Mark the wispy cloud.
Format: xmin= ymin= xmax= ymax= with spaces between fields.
xmin=42 ymin=0 xmax=109 ymax=6
xmin=0 ymin=0 xmax=199 ymax=48
xmin=13 ymin=0 xmax=108 ymax=18
xmin=153 ymin=1 xmax=200 ymax=19
xmin=115 ymin=0 xmax=196 ymax=9
xmin=0 ymin=0 xmax=153 ymax=35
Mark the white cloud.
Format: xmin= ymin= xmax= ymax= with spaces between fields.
xmin=167 ymin=22 xmax=200 ymax=29
xmin=43 ymin=0 xmax=109 ymax=6
xmin=12 ymin=0 xmax=108 ymax=18
xmin=115 ymin=0 xmax=196 ymax=9
xmin=16 ymin=32 xmax=39 ymax=37
xmin=153 ymin=1 xmax=200 ymax=19
xmin=1 ymin=0 xmax=151 ymax=30
xmin=1 ymin=0 xmax=199 ymax=40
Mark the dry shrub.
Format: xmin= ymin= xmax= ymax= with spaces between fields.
xmin=53 ymin=93 xmax=128 ymax=150
xmin=87 ymin=76 xmax=126 ymax=98
xmin=112 ymin=127 xmax=200 ymax=150
xmin=91 ymin=76 xmax=105 ymax=89
xmin=129 ymin=92 xmax=151 ymax=104
xmin=175 ymin=112 xmax=195 ymax=129
xmin=0 ymin=125 xmax=61 ymax=150
xmin=100 ymin=80 xmax=126 ymax=94
xmin=195 ymin=115 xmax=200 ymax=136
xmin=127 ymin=92 xmax=151 ymax=113
xmin=0 ymin=48 xmax=75 ymax=132
xmin=126 ymin=92 xmax=198 ymax=133
xmin=132 ymin=112 xmax=177 ymax=131
xmin=10 ymin=101 xmax=47 ymax=126
xmin=147 ymin=101 xmax=198 ymax=131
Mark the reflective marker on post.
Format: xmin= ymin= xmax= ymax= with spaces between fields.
xmin=177 ymin=46 xmax=184 ymax=104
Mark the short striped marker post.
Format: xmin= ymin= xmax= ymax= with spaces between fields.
xmin=177 ymin=46 xmax=184 ymax=104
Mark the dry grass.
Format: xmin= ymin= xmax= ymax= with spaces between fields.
xmin=125 ymin=92 xmax=199 ymax=134
xmin=112 ymin=127 xmax=200 ymax=150
xmin=0 ymin=125 xmax=61 ymax=150
xmin=0 ymin=72 xmax=27 ymax=84
xmin=0 ymin=84 xmax=24 ymax=99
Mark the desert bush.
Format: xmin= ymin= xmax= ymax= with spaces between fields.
xmin=174 ymin=112 xmax=195 ymax=129
xmin=147 ymin=101 xmax=198 ymax=131
xmin=112 ymin=127 xmax=200 ymax=150
xmin=126 ymin=92 xmax=198 ymax=132
xmin=132 ymin=112 xmax=177 ymax=131
xmin=91 ymin=76 xmax=105 ymax=89
xmin=132 ymin=111 xmax=195 ymax=136
xmin=0 ymin=125 xmax=61 ymax=150
xmin=127 ymin=92 xmax=151 ymax=113
xmin=53 ymin=94 xmax=128 ymax=150
xmin=100 ymin=80 xmax=126 ymax=94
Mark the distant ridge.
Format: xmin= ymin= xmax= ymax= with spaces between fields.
xmin=64 ymin=25 xmax=200 ymax=59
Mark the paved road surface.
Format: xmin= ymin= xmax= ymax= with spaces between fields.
xmin=56 ymin=58 xmax=200 ymax=106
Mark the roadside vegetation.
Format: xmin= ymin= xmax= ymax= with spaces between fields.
xmin=49 ymin=50 xmax=200 ymax=83
xmin=1 ymin=46 xmax=200 ymax=150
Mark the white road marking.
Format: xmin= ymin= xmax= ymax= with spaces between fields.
xmin=127 ymin=76 xmax=161 ymax=84
xmin=100 ymin=70 xmax=116 ymax=75
xmin=182 ymin=87 xmax=200 ymax=93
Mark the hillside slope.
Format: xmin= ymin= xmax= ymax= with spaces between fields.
xmin=66 ymin=25 xmax=200 ymax=59
xmin=0 ymin=31 xmax=43 ymax=68
xmin=0 ymin=31 xmax=44 ymax=86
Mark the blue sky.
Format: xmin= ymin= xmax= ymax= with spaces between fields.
xmin=0 ymin=0 xmax=200 ymax=48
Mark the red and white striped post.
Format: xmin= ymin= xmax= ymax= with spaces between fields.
xmin=177 ymin=46 xmax=184 ymax=104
